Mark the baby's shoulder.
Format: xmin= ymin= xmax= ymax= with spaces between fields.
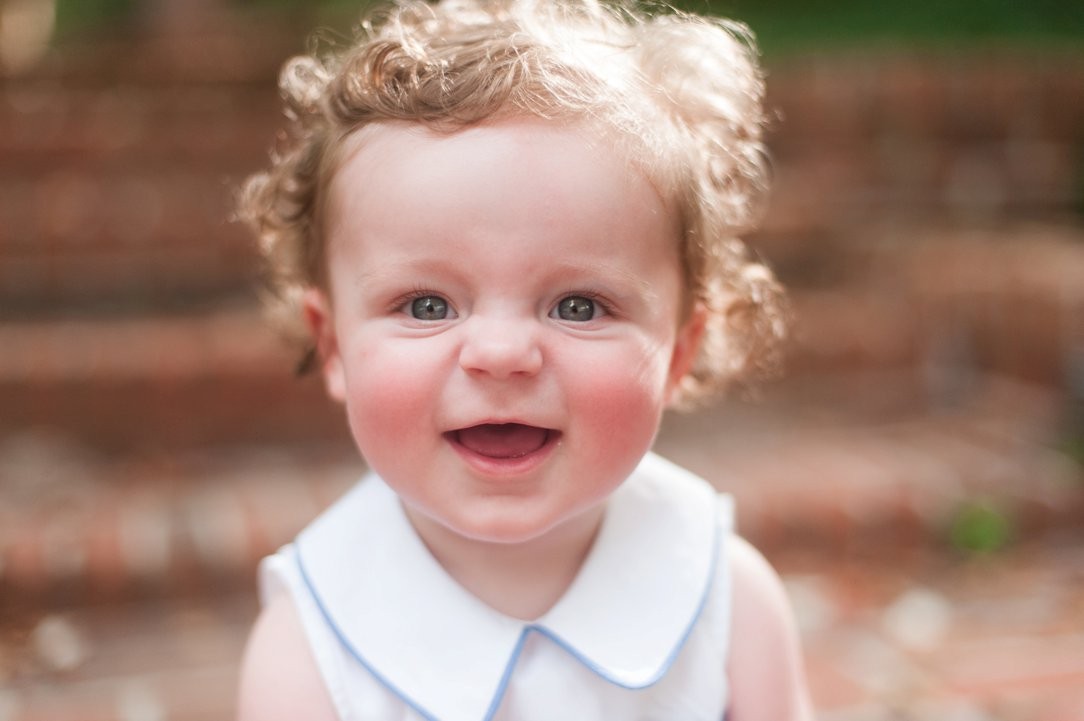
xmin=724 ymin=536 xmax=814 ymax=721
xmin=237 ymin=594 xmax=339 ymax=721
xmin=725 ymin=535 xmax=787 ymax=616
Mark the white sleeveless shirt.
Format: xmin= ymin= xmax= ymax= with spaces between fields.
xmin=260 ymin=452 xmax=735 ymax=721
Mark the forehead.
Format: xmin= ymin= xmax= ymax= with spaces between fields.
xmin=330 ymin=117 xmax=646 ymax=202
xmin=324 ymin=117 xmax=680 ymax=258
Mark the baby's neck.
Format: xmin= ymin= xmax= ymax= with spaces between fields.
xmin=404 ymin=505 xmax=605 ymax=621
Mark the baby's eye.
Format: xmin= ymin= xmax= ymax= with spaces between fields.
xmin=410 ymin=295 xmax=453 ymax=321
xmin=552 ymin=295 xmax=600 ymax=322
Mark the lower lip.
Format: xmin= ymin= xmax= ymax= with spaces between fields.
xmin=444 ymin=430 xmax=562 ymax=478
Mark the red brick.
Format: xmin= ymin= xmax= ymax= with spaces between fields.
xmin=2 ymin=520 xmax=47 ymax=594
xmin=934 ymin=634 xmax=1084 ymax=696
xmin=83 ymin=501 xmax=127 ymax=595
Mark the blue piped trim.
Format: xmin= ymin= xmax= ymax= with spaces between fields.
xmin=295 ymin=546 xmax=442 ymax=721
xmin=480 ymin=628 xmax=529 ymax=721
xmin=296 ymin=512 xmax=723 ymax=721
xmin=522 ymin=512 xmax=721 ymax=693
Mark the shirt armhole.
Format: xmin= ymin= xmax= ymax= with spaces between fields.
xmin=259 ymin=548 xmax=356 ymax=720
xmin=717 ymin=493 xmax=736 ymax=714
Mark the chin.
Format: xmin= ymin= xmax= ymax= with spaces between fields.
xmin=454 ymin=517 xmax=560 ymax=547
xmin=457 ymin=501 xmax=604 ymax=549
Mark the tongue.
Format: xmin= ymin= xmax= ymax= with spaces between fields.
xmin=456 ymin=424 xmax=549 ymax=459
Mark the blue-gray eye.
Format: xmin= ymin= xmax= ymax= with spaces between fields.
xmin=411 ymin=295 xmax=449 ymax=320
xmin=555 ymin=296 xmax=595 ymax=322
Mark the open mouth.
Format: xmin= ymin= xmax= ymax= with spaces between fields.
xmin=445 ymin=423 xmax=559 ymax=460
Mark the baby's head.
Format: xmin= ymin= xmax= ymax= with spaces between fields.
xmin=239 ymin=0 xmax=786 ymax=406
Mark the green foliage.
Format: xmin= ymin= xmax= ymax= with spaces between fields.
xmin=1058 ymin=436 xmax=1084 ymax=468
xmin=54 ymin=0 xmax=135 ymax=35
xmin=949 ymin=499 xmax=1014 ymax=555
xmin=50 ymin=0 xmax=1084 ymax=53
xmin=692 ymin=0 xmax=1084 ymax=54
xmin=1075 ymin=146 xmax=1084 ymax=220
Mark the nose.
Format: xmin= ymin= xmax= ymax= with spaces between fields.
xmin=458 ymin=315 xmax=543 ymax=379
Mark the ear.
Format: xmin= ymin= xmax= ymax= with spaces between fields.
xmin=665 ymin=302 xmax=707 ymax=404
xmin=302 ymin=288 xmax=346 ymax=403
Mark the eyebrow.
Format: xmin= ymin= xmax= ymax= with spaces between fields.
xmin=549 ymin=261 xmax=659 ymax=298
xmin=351 ymin=258 xmax=465 ymax=287
xmin=354 ymin=259 xmax=658 ymax=298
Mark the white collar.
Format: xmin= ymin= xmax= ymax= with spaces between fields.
xmin=296 ymin=452 xmax=722 ymax=721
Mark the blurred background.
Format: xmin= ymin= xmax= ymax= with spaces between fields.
xmin=1 ymin=0 xmax=1083 ymax=719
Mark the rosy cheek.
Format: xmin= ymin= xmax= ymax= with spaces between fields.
xmin=563 ymin=345 xmax=669 ymax=432
xmin=582 ymin=338 xmax=669 ymax=392
xmin=342 ymin=343 xmax=434 ymax=444
xmin=579 ymin=368 xmax=658 ymax=413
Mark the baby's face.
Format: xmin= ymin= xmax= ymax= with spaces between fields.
xmin=307 ymin=117 xmax=703 ymax=550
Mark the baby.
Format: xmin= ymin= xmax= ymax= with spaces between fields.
xmin=237 ymin=1 xmax=811 ymax=720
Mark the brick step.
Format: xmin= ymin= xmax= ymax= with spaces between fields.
xmin=0 ymin=442 xmax=359 ymax=605
xmin=19 ymin=19 xmax=297 ymax=85
xmin=783 ymin=225 xmax=1084 ymax=387
xmin=1 ymin=195 xmax=258 ymax=317
xmin=0 ymin=84 xmax=280 ymax=168
xmin=656 ymin=372 xmax=1083 ymax=555
xmin=1 ymin=305 xmax=350 ymax=452
xmin=1 ymin=372 xmax=1079 ymax=607
xmin=1 ymin=79 xmax=276 ymax=312
xmin=0 ymin=592 xmax=253 ymax=721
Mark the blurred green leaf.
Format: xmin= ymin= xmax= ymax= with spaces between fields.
xmin=949 ymin=499 xmax=1014 ymax=554
xmin=54 ymin=0 xmax=135 ymax=34
xmin=699 ymin=0 xmax=1084 ymax=54
xmin=1058 ymin=436 xmax=1084 ymax=469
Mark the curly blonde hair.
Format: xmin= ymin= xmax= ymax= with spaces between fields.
xmin=238 ymin=0 xmax=787 ymax=404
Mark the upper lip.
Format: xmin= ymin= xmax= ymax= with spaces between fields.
xmin=445 ymin=419 xmax=557 ymax=433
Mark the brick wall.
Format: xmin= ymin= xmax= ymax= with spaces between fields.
xmin=763 ymin=52 xmax=1084 ymax=238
